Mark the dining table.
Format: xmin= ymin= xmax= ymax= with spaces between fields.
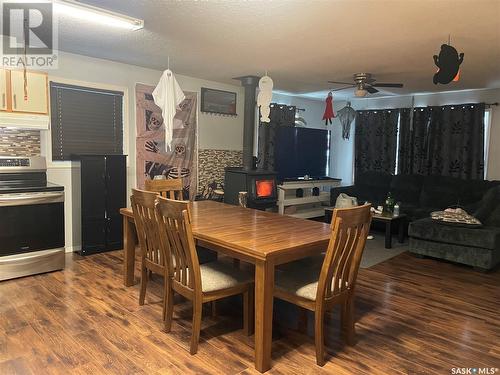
xmin=120 ymin=200 xmax=331 ymax=373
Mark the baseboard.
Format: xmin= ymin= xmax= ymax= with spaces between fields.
xmin=66 ymin=245 xmax=81 ymax=253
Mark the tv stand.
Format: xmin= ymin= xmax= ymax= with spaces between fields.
xmin=277 ymin=178 xmax=341 ymax=219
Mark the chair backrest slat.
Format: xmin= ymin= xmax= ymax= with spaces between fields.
xmin=317 ymin=204 xmax=372 ymax=302
xmin=156 ymin=196 xmax=201 ymax=292
xmin=131 ymin=189 xmax=167 ymax=270
xmin=145 ymin=179 xmax=184 ymax=200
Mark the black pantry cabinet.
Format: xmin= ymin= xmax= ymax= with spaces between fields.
xmin=79 ymin=155 xmax=127 ymax=255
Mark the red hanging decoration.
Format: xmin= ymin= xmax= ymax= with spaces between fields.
xmin=322 ymin=91 xmax=335 ymax=125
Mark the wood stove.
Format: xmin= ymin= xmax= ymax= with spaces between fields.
xmin=224 ymin=167 xmax=277 ymax=209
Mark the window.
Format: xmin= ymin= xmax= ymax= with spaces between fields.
xmin=50 ymin=82 xmax=124 ymax=161
xmin=484 ymin=109 xmax=492 ymax=178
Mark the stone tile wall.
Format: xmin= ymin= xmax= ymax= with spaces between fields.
xmin=198 ymin=149 xmax=242 ymax=192
xmin=0 ymin=127 xmax=41 ymax=156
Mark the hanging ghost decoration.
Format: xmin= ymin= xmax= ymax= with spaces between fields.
xmin=322 ymin=91 xmax=335 ymax=125
xmin=257 ymin=75 xmax=273 ymax=123
xmin=433 ymin=44 xmax=464 ymax=85
xmin=337 ymin=102 xmax=356 ymax=140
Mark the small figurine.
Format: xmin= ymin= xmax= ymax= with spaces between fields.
xmin=257 ymin=75 xmax=273 ymax=123
xmin=433 ymin=44 xmax=464 ymax=85
xmin=322 ymin=91 xmax=335 ymax=125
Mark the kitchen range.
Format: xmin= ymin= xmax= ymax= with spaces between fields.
xmin=0 ymin=156 xmax=65 ymax=281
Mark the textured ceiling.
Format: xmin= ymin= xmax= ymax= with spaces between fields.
xmin=55 ymin=0 xmax=500 ymax=99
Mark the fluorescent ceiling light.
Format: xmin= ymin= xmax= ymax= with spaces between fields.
xmin=54 ymin=0 xmax=144 ymax=30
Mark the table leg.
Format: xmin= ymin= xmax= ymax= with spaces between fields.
xmin=398 ymin=218 xmax=405 ymax=244
xmin=385 ymin=221 xmax=392 ymax=249
xmin=123 ymin=216 xmax=137 ymax=287
xmin=255 ymin=259 xmax=274 ymax=373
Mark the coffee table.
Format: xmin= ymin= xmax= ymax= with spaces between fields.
xmin=325 ymin=208 xmax=406 ymax=249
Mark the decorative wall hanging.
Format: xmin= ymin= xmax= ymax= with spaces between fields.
xmin=152 ymin=69 xmax=185 ymax=151
xmin=200 ymin=87 xmax=237 ymax=116
xmin=337 ymin=102 xmax=356 ymax=140
xmin=257 ymin=75 xmax=273 ymax=123
xmin=136 ymin=83 xmax=198 ymax=199
xmin=433 ymin=40 xmax=464 ymax=85
xmin=322 ymin=91 xmax=335 ymax=125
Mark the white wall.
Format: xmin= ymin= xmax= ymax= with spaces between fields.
xmin=41 ymin=51 xmax=244 ymax=252
xmin=331 ymin=88 xmax=500 ymax=185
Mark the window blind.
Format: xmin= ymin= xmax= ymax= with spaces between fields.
xmin=50 ymin=82 xmax=124 ymax=161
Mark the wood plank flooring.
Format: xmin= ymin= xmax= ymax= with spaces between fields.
xmin=0 ymin=250 xmax=499 ymax=374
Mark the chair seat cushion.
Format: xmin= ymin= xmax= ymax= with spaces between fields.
xmin=275 ymin=257 xmax=324 ymax=301
xmin=200 ymin=261 xmax=253 ymax=293
xmin=409 ymin=218 xmax=500 ymax=250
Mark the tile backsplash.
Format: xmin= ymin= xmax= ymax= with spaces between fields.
xmin=0 ymin=127 xmax=41 ymax=156
xmin=198 ymin=149 xmax=243 ymax=192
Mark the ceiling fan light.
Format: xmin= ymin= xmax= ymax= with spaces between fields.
xmin=355 ymin=89 xmax=367 ymax=97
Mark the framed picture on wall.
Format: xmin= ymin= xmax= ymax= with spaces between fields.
xmin=200 ymin=87 xmax=237 ymax=116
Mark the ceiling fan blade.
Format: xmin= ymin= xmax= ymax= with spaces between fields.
xmin=372 ymin=83 xmax=404 ymax=88
xmin=365 ymin=85 xmax=379 ymax=94
xmin=330 ymin=85 xmax=356 ymax=92
xmin=328 ymin=80 xmax=354 ymax=85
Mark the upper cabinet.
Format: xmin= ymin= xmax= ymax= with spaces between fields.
xmin=0 ymin=69 xmax=48 ymax=115
xmin=9 ymin=70 xmax=48 ymax=115
xmin=0 ymin=69 xmax=7 ymax=111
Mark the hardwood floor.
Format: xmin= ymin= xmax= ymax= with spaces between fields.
xmin=0 ymin=250 xmax=499 ymax=374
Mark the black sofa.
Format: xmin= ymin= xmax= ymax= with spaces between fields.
xmin=330 ymin=172 xmax=500 ymax=270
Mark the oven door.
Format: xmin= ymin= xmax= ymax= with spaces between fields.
xmin=0 ymin=191 xmax=65 ymax=257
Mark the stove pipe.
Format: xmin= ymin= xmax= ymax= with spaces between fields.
xmin=234 ymin=75 xmax=260 ymax=170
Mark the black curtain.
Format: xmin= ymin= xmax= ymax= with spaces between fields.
xmin=258 ymin=104 xmax=296 ymax=170
xmin=354 ymin=109 xmax=399 ymax=177
xmin=398 ymin=107 xmax=432 ymax=175
xmin=399 ymin=103 xmax=485 ymax=179
xmin=269 ymin=103 xmax=296 ymax=127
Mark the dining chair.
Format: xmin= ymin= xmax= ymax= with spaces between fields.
xmin=155 ymin=196 xmax=254 ymax=354
xmin=145 ymin=178 xmax=184 ymax=200
xmin=130 ymin=188 xmax=170 ymax=321
xmin=274 ymin=204 xmax=372 ymax=366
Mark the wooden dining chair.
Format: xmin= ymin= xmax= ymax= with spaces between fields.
xmin=130 ymin=188 xmax=171 ymax=322
xmin=145 ymin=178 xmax=184 ymax=200
xmin=155 ymin=196 xmax=254 ymax=355
xmin=274 ymin=204 xmax=372 ymax=366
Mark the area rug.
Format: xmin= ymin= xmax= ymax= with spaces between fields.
xmin=360 ymin=234 xmax=408 ymax=268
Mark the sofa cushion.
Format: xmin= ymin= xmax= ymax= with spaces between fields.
xmin=474 ymin=186 xmax=500 ymax=226
xmin=401 ymin=206 xmax=436 ymax=221
xmin=390 ymin=174 xmax=424 ymax=205
xmin=409 ymin=218 xmax=500 ymax=250
xmin=419 ymin=175 xmax=461 ymax=209
xmin=354 ymin=171 xmax=392 ymax=204
xmin=459 ymin=179 xmax=497 ymax=207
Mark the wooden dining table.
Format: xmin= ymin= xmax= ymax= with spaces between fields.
xmin=120 ymin=200 xmax=331 ymax=373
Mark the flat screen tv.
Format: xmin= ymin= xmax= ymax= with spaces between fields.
xmin=274 ymin=127 xmax=330 ymax=181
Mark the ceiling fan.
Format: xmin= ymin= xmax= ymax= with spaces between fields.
xmin=328 ymin=73 xmax=403 ymax=97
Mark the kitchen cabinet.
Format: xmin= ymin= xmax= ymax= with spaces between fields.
xmin=79 ymin=155 xmax=127 ymax=255
xmin=9 ymin=70 xmax=48 ymax=114
xmin=0 ymin=69 xmax=7 ymax=111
